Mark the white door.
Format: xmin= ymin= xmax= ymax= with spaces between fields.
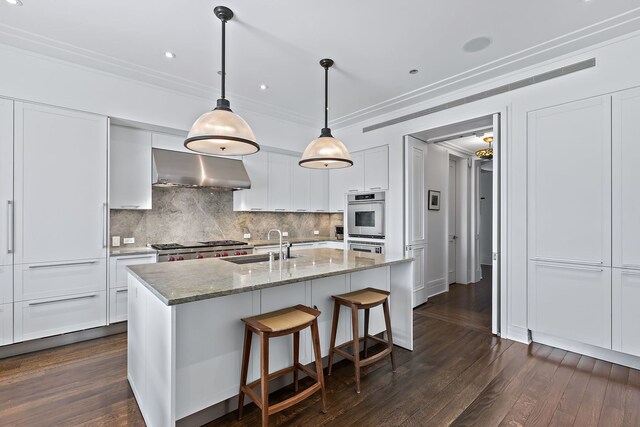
xmin=13 ymin=102 xmax=108 ymax=264
xmin=447 ymin=159 xmax=457 ymax=285
xmin=491 ymin=113 xmax=501 ymax=335
xmin=0 ymin=98 xmax=13 ymax=267
xmin=404 ymin=135 xmax=427 ymax=307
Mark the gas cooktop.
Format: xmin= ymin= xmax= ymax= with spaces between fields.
xmin=150 ymin=240 xmax=248 ymax=251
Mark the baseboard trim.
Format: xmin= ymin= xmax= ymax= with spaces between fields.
xmin=426 ymin=278 xmax=446 ymax=297
xmin=0 ymin=323 xmax=127 ymax=359
xmin=532 ymin=331 xmax=640 ymax=370
xmin=506 ymin=325 xmax=530 ymax=344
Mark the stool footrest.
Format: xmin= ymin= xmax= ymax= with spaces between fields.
xmin=366 ymin=334 xmax=389 ymax=346
xmin=269 ymin=382 xmax=322 ymax=415
xmin=240 ymin=385 xmax=263 ymax=410
xmin=359 ymin=347 xmax=392 ymax=367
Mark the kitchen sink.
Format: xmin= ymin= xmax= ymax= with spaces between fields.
xmin=222 ymin=253 xmax=302 ymax=265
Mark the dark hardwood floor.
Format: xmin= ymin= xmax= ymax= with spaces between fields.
xmin=1 ymin=269 xmax=639 ymax=426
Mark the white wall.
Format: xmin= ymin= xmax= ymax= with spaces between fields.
xmin=479 ymin=170 xmax=493 ymax=266
xmin=0 ymin=43 xmax=315 ymax=152
xmin=425 ymin=144 xmax=449 ymax=297
xmin=331 ymin=30 xmax=640 ymax=343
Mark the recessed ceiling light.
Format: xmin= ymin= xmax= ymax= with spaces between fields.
xmin=6 ymin=0 xmax=23 ymax=6
xmin=463 ymin=37 xmax=492 ymax=53
xmin=409 ymin=69 xmax=419 ymax=75
xmin=260 ymin=84 xmax=269 ymax=90
xmin=164 ymin=51 xmax=176 ymax=59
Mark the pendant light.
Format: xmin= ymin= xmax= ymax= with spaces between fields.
xmin=476 ymin=132 xmax=494 ymax=159
xmin=299 ymin=59 xmax=352 ymax=169
xmin=185 ymin=6 xmax=259 ymax=156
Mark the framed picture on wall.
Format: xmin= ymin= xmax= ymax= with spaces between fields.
xmin=428 ymin=190 xmax=441 ymax=211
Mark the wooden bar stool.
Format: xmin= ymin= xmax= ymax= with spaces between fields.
xmin=327 ymin=287 xmax=396 ymax=393
xmin=238 ymin=304 xmax=327 ymax=426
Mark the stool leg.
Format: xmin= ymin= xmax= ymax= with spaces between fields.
xmin=327 ymin=299 xmax=340 ymax=376
xmin=311 ymin=319 xmax=327 ymax=413
xmin=238 ymin=326 xmax=252 ymax=420
xmin=363 ymin=308 xmax=370 ymax=359
xmin=382 ymin=299 xmax=396 ymax=372
xmin=293 ymin=331 xmax=300 ymax=392
xmin=260 ymin=332 xmax=270 ymax=427
xmin=351 ymin=304 xmax=361 ymax=393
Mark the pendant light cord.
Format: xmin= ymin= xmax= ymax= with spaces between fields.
xmin=324 ymin=65 xmax=329 ymax=128
xmin=221 ymin=18 xmax=226 ymax=100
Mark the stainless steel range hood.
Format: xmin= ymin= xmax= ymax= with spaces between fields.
xmin=152 ymin=148 xmax=251 ymax=190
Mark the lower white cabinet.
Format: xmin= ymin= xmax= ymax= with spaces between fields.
xmin=14 ymin=258 xmax=106 ymax=302
xmin=310 ymin=275 xmax=349 ymax=358
xmin=0 ymin=265 xmax=12 ymax=304
xmin=109 ymin=254 xmax=156 ymax=288
xmin=14 ymin=291 xmax=107 ymax=342
xmin=612 ymin=268 xmax=640 ymax=357
xmin=109 ymin=288 xmax=128 ymax=323
xmin=350 ymin=266 xmax=390 ymax=338
xmin=0 ymin=303 xmax=13 ymax=345
xmin=528 ymin=261 xmax=611 ymax=349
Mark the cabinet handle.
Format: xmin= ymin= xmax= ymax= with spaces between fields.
xmin=116 ymin=289 xmax=128 ymax=293
xmin=102 ymin=202 xmax=108 ymax=248
xmin=120 ymin=205 xmax=140 ymax=209
xmin=348 ymin=189 xmax=360 ymax=193
xmin=250 ymin=208 xmax=263 ymax=211
xmin=6 ymin=200 xmax=13 ymax=254
xmin=296 ymin=209 xmax=307 ymax=212
xmin=369 ymin=187 xmax=382 ymax=190
xmin=275 ymin=209 xmax=286 ymax=212
xmin=536 ymin=262 xmax=603 ymax=272
xmin=29 ymin=260 xmax=98 ymax=269
xmin=29 ymin=294 xmax=98 ymax=306
xmin=621 ymin=264 xmax=640 ymax=270
xmin=531 ymin=257 xmax=602 ymax=267
xmin=315 ymin=210 xmax=325 ymax=212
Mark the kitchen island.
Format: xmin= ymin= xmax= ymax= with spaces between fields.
xmin=127 ymin=248 xmax=413 ymax=426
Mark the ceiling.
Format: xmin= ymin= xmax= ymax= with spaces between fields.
xmin=2 ymin=1 xmax=640 ymax=128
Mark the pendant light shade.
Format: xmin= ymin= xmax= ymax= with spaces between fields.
xmin=185 ymin=6 xmax=259 ymax=156
xmin=299 ymin=59 xmax=352 ymax=169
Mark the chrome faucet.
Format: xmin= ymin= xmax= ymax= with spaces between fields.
xmin=267 ymin=229 xmax=283 ymax=261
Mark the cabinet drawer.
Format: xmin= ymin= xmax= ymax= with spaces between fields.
xmin=0 ymin=303 xmax=13 ymax=346
xmin=109 ymin=254 xmax=156 ymax=288
xmin=109 ymin=288 xmax=128 ymax=324
xmin=14 ymin=258 xmax=106 ymax=302
xmin=0 ymin=265 xmax=11 ymax=304
xmin=14 ymin=291 xmax=106 ymax=342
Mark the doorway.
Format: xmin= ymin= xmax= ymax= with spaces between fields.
xmin=404 ymin=114 xmax=502 ymax=335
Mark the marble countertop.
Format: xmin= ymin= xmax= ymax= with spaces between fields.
xmin=128 ymin=248 xmax=412 ymax=306
xmin=249 ymin=236 xmax=341 ymax=247
xmin=110 ymin=246 xmax=157 ymax=257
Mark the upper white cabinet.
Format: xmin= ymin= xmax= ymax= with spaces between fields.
xmin=151 ymin=132 xmax=189 ymax=154
xmin=234 ymin=150 xmax=269 ymax=211
xmin=612 ymin=88 xmax=640 ymax=269
xmin=364 ymin=145 xmax=389 ymax=191
xmin=528 ymin=96 xmax=611 ymax=266
xmin=268 ymin=152 xmax=292 ymax=211
xmin=110 ymin=125 xmax=152 ymax=210
xmin=0 ymin=98 xmax=13 ymax=267
xmin=329 ymin=167 xmax=348 ymax=213
xmin=13 ymin=102 xmax=108 ymax=265
xmin=344 ymin=151 xmax=365 ymax=194
xmin=308 ymin=170 xmax=329 ymax=212
xmin=291 ymin=158 xmax=310 ymax=211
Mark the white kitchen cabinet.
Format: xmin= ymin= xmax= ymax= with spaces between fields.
xmin=349 ymin=266 xmax=390 ymax=339
xmin=14 ymin=291 xmax=107 ymax=342
xmin=233 ymin=150 xmax=269 ymax=211
xmin=0 ymin=265 xmax=11 ymax=305
xmin=329 ymin=167 xmax=348 ymax=212
xmin=309 ymin=170 xmax=329 ymax=212
xmin=612 ymin=268 xmax=640 ymax=357
xmin=529 ymin=261 xmax=611 ymax=349
xmin=612 ymin=88 xmax=640 ymax=269
xmin=109 ymin=253 xmax=156 ymax=288
xmin=364 ymin=145 xmax=389 ymax=191
xmin=110 ymin=125 xmax=152 ymax=210
xmin=13 ymin=102 xmax=108 ymax=265
xmin=291 ymin=157 xmax=310 ymax=212
xmin=0 ymin=303 xmax=12 ymax=345
xmin=151 ymin=132 xmax=188 ymax=154
xmin=109 ymin=288 xmax=128 ymax=323
xmin=344 ymin=151 xmax=365 ymax=194
xmin=528 ymin=96 xmax=612 ymax=266
xmin=0 ymin=98 xmax=13 ymax=267
xmin=268 ymin=152 xmax=292 ymax=211
xmin=310 ymin=275 xmax=349 ymax=357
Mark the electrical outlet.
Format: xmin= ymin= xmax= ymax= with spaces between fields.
xmin=243 ymin=233 xmax=251 ymax=239
xmin=282 ymin=231 xmax=289 ymax=237
xmin=313 ymin=230 xmax=320 ymax=235
xmin=112 ymin=236 xmax=121 ymax=247
xmin=123 ymin=237 xmax=135 ymax=244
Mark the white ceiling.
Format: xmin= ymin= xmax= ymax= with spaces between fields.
xmin=2 ymin=1 xmax=640 ymax=128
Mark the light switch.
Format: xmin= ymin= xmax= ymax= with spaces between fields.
xmin=282 ymin=231 xmax=289 ymax=237
xmin=112 ymin=236 xmax=120 ymax=247
xmin=314 ymin=230 xmax=320 ymax=235
xmin=123 ymin=237 xmax=135 ymax=244
xmin=243 ymin=233 xmax=251 ymax=239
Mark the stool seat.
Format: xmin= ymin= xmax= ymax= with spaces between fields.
xmin=242 ymin=305 xmax=318 ymax=333
xmin=333 ymin=287 xmax=390 ymax=306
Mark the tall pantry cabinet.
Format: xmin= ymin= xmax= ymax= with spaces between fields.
xmin=0 ymin=98 xmax=13 ymax=345
xmin=10 ymin=102 xmax=108 ymax=343
xmin=528 ymin=88 xmax=640 ymax=359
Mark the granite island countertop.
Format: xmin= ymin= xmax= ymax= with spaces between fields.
xmin=127 ymin=248 xmax=412 ymax=306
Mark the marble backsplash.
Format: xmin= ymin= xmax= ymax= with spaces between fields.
xmin=110 ymin=187 xmax=344 ymax=246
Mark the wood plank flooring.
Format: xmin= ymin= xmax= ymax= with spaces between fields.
xmin=1 ymin=269 xmax=639 ymax=426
